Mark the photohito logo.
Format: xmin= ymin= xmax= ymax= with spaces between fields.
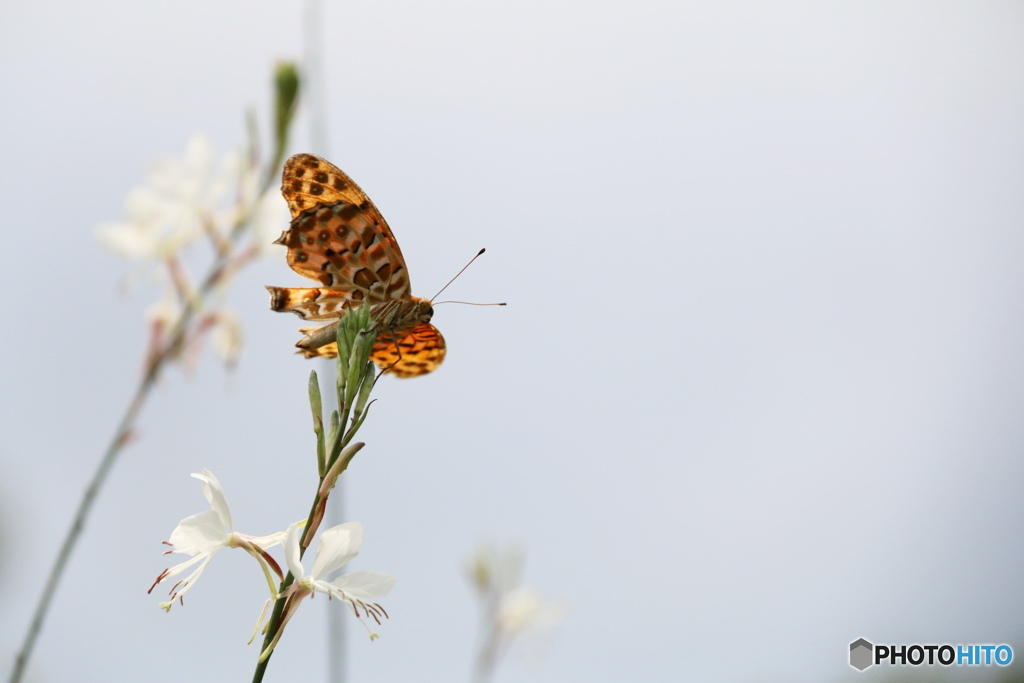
xmin=849 ymin=638 xmax=1013 ymax=671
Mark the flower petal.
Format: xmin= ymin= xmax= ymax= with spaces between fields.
xmin=157 ymin=546 xmax=214 ymax=585
xmin=161 ymin=549 xmax=218 ymax=603
xmin=167 ymin=509 xmax=228 ymax=555
xmin=250 ymin=190 xmax=291 ymax=257
xmin=329 ymin=571 xmax=396 ymax=599
xmin=497 ymin=587 xmax=568 ymax=634
xmin=310 ymin=522 xmax=363 ymax=580
xmin=284 ymin=522 xmax=305 ymax=578
xmin=95 ymin=222 xmax=160 ymax=259
xmin=192 ymin=470 xmax=233 ymax=531
xmin=243 ymin=530 xmax=288 ymax=551
xmin=211 ymin=310 xmax=244 ymax=366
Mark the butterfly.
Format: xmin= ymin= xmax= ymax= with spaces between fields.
xmin=266 ymin=153 xmax=445 ymax=378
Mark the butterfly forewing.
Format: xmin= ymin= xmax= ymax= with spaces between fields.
xmin=281 ymin=154 xmax=396 ymax=234
xmin=273 ymin=201 xmax=411 ymax=301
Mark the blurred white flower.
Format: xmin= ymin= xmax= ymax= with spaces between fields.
xmin=210 ymin=309 xmax=244 ymax=366
xmin=468 ymin=543 xmax=566 ymax=683
xmin=96 ymin=136 xmax=240 ymax=261
xmin=150 ymin=470 xmax=285 ymax=611
xmin=233 ymin=157 xmax=290 ymax=256
xmin=249 ymin=187 xmax=291 ymax=256
xmin=467 ymin=542 xmax=525 ymax=596
xmin=261 ymin=522 xmax=394 ymax=657
xmin=145 ymin=289 xmax=182 ymax=332
xmin=142 ymin=288 xmax=185 ymax=367
xmin=496 ymin=587 xmax=568 ymax=636
xmin=96 ymin=135 xmax=290 ymax=371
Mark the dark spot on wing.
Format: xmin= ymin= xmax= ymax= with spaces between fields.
xmin=352 ymin=268 xmax=374 ymax=290
xmin=361 ymin=228 xmax=377 ymax=249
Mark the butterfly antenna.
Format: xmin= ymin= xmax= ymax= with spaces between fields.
xmin=433 ymin=300 xmax=507 ymax=306
xmin=430 ymin=248 xmax=488 ymax=303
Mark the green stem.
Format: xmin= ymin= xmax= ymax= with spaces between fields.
xmin=253 ymin=320 xmax=375 ymax=682
xmin=251 ymin=452 xmax=327 ymax=683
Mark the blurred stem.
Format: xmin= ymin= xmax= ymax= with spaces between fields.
xmin=9 ymin=253 xmax=230 ymax=683
xmin=472 ymin=623 xmax=502 ymax=683
xmin=471 ymin=586 xmax=504 ymax=683
xmin=266 ymin=61 xmax=300 ymax=189
xmin=7 ymin=63 xmax=299 ymax=683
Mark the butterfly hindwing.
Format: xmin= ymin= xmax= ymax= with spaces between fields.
xmin=370 ymin=323 xmax=447 ymax=378
xmin=292 ymin=323 xmax=446 ymax=379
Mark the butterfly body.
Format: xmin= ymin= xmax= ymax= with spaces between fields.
xmin=267 ymin=154 xmax=446 ymax=377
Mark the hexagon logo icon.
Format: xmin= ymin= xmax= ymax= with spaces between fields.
xmin=850 ymin=638 xmax=873 ymax=671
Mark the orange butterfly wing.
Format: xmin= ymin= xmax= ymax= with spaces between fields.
xmin=293 ymin=323 xmax=446 ymax=379
xmin=275 ymin=154 xmax=411 ymax=301
xmin=369 ymin=323 xmax=447 ymax=378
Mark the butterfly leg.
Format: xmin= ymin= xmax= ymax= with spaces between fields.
xmin=368 ymin=327 xmax=406 ymax=385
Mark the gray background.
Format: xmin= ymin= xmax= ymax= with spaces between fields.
xmin=2 ymin=2 xmax=1023 ymax=681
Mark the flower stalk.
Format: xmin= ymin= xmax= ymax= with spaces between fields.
xmin=252 ymin=305 xmax=382 ymax=682
xmin=467 ymin=545 xmax=568 ymax=683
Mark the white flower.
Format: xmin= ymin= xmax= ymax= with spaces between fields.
xmin=467 ymin=542 xmax=525 ymax=596
xmin=145 ymin=291 xmax=182 ymax=330
xmin=97 ymin=137 xmax=289 ymax=371
xmin=260 ymin=522 xmax=394 ymax=657
xmin=96 ymin=136 xmax=240 ymax=261
xmin=468 ymin=542 xmax=567 ymax=680
xmin=150 ymin=470 xmax=284 ymax=611
xmin=210 ymin=308 xmax=244 ymax=366
xmin=286 ymin=522 xmax=396 ymax=604
xmin=496 ymin=587 xmax=568 ymax=636
xmin=233 ymin=161 xmax=290 ymax=257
